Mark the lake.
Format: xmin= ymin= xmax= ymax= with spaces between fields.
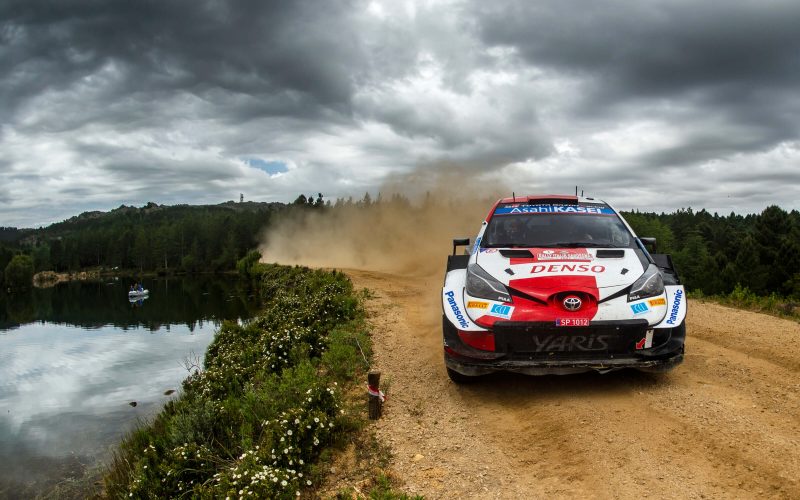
xmin=0 ymin=275 xmax=262 ymax=498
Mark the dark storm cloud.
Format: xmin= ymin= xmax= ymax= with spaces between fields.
xmin=357 ymin=95 xmax=552 ymax=168
xmin=104 ymin=157 xmax=236 ymax=184
xmin=472 ymin=0 xmax=800 ymax=165
xmin=640 ymin=133 xmax=767 ymax=168
xmin=474 ymin=1 xmax=800 ymax=98
xmin=1 ymin=0 xmax=799 ymax=227
xmin=724 ymin=169 xmax=800 ymax=185
xmin=0 ymin=0 xmax=365 ymax=124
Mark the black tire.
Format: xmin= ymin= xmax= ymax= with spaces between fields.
xmin=447 ymin=367 xmax=477 ymax=384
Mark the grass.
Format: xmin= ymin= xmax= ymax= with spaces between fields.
xmin=101 ymin=263 xmax=412 ymax=499
xmin=335 ymin=473 xmax=424 ymax=500
xmin=689 ymin=284 xmax=800 ymax=321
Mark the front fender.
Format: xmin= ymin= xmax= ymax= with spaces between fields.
xmin=442 ymin=265 xmax=486 ymax=332
xmin=653 ymin=285 xmax=686 ymax=329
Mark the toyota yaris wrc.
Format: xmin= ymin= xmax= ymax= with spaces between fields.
xmin=442 ymin=195 xmax=686 ymax=383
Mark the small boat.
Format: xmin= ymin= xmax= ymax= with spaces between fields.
xmin=128 ymin=289 xmax=149 ymax=298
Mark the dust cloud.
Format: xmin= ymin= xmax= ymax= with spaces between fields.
xmin=259 ymin=169 xmax=510 ymax=277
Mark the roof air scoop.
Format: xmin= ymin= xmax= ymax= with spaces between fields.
xmin=499 ymin=249 xmax=534 ymax=258
xmin=596 ymin=249 xmax=625 ymax=258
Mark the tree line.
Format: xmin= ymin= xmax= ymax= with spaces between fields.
xmin=2 ymin=195 xmax=798 ymax=299
xmin=0 ymin=201 xmax=287 ymax=288
xmin=623 ymin=206 xmax=800 ymax=298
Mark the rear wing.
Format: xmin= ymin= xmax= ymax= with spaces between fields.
xmin=446 ymin=254 xmax=470 ymax=273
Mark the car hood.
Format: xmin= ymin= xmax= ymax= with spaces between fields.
xmin=475 ymin=247 xmax=646 ymax=294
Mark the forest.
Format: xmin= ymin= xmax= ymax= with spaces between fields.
xmin=1 ymin=195 xmax=799 ymax=300
xmin=0 ymin=201 xmax=285 ymax=286
xmin=623 ymin=206 xmax=800 ymax=298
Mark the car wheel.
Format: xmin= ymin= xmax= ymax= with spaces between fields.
xmin=446 ymin=367 xmax=477 ymax=384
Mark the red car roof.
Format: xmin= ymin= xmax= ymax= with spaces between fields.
xmin=496 ymin=194 xmax=579 ymax=204
xmin=484 ymin=194 xmax=580 ymax=222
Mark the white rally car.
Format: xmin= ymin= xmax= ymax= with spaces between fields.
xmin=442 ymin=195 xmax=686 ymax=383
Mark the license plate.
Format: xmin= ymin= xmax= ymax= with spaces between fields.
xmin=555 ymin=318 xmax=590 ymax=327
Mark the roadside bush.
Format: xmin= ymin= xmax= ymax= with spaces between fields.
xmin=104 ymin=264 xmax=369 ymax=499
xmin=695 ymin=283 xmax=800 ymax=321
xmin=322 ymin=325 xmax=371 ymax=381
xmin=236 ymin=249 xmax=263 ymax=277
xmin=3 ymin=254 xmax=34 ymax=289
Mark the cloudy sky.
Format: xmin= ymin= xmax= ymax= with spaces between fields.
xmin=2 ymin=0 xmax=799 ymax=227
xmin=0 ymin=320 xmax=216 ymax=478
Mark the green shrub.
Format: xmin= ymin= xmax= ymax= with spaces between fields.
xmin=322 ymin=326 xmax=371 ymax=381
xmin=699 ymin=283 xmax=800 ymax=321
xmin=3 ymin=254 xmax=34 ymax=289
xmin=336 ymin=473 xmax=424 ymax=500
xmin=236 ymin=250 xmax=263 ymax=277
xmin=104 ymin=264 xmax=369 ymax=498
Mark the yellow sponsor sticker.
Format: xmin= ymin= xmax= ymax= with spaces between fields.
xmin=467 ymin=301 xmax=488 ymax=309
xmin=648 ymin=297 xmax=667 ymax=306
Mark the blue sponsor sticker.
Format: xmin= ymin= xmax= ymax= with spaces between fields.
xmin=494 ymin=205 xmax=615 ymax=216
xmin=490 ymin=303 xmax=513 ymax=318
xmin=630 ymin=302 xmax=649 ymax=315
xmin=472 ymin=236 xmax=482 ymax=255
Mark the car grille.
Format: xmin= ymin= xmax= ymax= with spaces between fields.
xmin=491 ymin=320 xmax=650 ymax=360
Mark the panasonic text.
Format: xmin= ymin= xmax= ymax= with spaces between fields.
xmin=445 ymin=290 xmax=470 ymax=328
xmin=666 ymin=289 xmax=683 ymax=325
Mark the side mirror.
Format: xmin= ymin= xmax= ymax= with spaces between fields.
xmin=640 ymin=237 xmax=657 ymax=252
xmin=452 ymin=238 xmax=470 ymax=256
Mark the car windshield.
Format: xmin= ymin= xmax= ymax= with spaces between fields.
xmin=482 ymin=208 xmax=636 ymax=249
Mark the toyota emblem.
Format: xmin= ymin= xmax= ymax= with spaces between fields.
xmin=563 ymin=296 xmax=582 ymax=311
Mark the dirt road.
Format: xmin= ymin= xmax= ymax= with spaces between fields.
xmin=347 ymin=268 xmax=800 ymax=499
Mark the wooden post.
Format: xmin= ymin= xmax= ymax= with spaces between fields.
xmin=368 ymin=370 xmax=382 ymax=420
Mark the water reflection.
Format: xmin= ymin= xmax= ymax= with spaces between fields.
xmin=0 ymin=275 xmax=260 ymax=331
xmin=0 ymin=275 xmax=261 ymax=497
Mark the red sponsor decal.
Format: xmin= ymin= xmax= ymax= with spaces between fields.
xmin=509 ymin=248 xmax=593 ymax=265
xmin=531 ymin=264 xmax=606 ymax=274
xmin=534 ymin=248 xmax=592 ymax=262
xmin=555 ymin=318 xmax=590 ymax=327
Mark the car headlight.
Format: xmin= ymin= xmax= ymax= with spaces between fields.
xmin=628 ymin=264 xmax=665 ymax=301
xmin=466 ymin=263 xmax=512 ymax=303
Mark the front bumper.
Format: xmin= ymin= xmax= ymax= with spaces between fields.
xmin=443 ymin=316 xmax=685 ymax=376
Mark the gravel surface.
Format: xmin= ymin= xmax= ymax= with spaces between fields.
xmin=347 ymin=269 xmax=800 ymax=499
